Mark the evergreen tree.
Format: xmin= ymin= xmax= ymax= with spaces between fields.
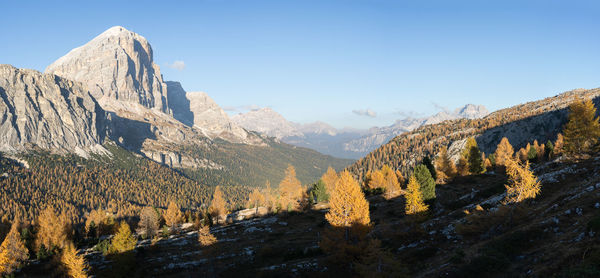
xmin=527 ymin=145 xmax=538 ymax=162
xmin=0 ymin=220 xmax=29 ymax=275
xmin=414 ymin=164 xmax=436 ymax=201
xmin=278 ymin=165 xmax=303 ymax=211
xmin=164 ymin=201 xmax=183 ymax=229
xmin=309 ymin=179 xmax=329 ymax=203
xmin=108 ymin=222 xmax=136 ymax=254
xmin=209 ymin=186 xmax=227 ymax=224
xmin=503 ymin=158 xmax=542 ymax=204
xmin=404 ymin=175 xmax=429 ymax=215
xmin=422 ymin=156 xmax=437 ymax=181
xmin=545 ymin=140 xmax=554 ymax=160
xmin=61 ymin=241 xmax=88 ymax=278
xmin=563 ymin=98 xmax=600 ymax=156
xmin=468 ymin=143 xmax=484 ymax=174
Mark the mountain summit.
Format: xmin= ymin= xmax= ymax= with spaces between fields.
xmin=46 ymin=26 xmax=169 ymax=113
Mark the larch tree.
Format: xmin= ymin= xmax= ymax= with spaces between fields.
xmin=35 ymin=206 xmax=70 ymax=252
xmin=247 ymin=187 xmax=266 ymax=209
xmin=404 ymin=175 xmax=429 ymax=215
xmin=321 ymin=166 xmax=339 ymax=195
xmin=367 ymin=169 xmax=386 ymax=190
xmin=456 ymin=156 xmax=469 ymax=176
xmin=209 ymin=186 xmax=227 ymax=224
xmin=164 ymin=201 xmax=184 ymax=228
xmin=503 ymin=158 xmax=542 ymax=204
xmin=414 ymin=164 xmax=436 ymax=201
xmin=138 ymin=207 xmax=159 ymax=239
xmin=0 ymin=220 xmax=29 ymax=275
xmin=109 ymin=221 xmax=136 ymax=254
xmin=278 ymin=165 xmax=303 ymax=211
xmin=563 ymin=98 xmax=600 ymax=156
xmin=554 ymin=133 xmax=564 ymax=155
xmin=264 ymin=181 xmax=275 ymax=211
xmin=435 ymin=146 xmax=456 ymax=183
xmin=381 ymin=165 xmax=401 ymax=199
xmin=198 ymin=225 xmax=217 ymax=247
xmin=61 ymin=241 xmax=88 ymax=278
xmin=494 ymin=137 xmax=514 ymax=170
xmin=321 ymin=171 xmax=371 ymax=263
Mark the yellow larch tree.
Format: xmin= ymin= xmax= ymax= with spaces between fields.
xmin=563 ymin=98 xmax=600 ymax=156
xmin=108 ymin=221 xmax=137 ymax=254
xmin=494 ymin=137 xmax=514 ymax=169
xmin=321 ymin=171 xmax=371 ymax=262
xmin=554 ymin=133 xmax=564 ymax=155
xmin=381 ymin=165 xmax=401 ymax=199
xmin=36 ymin=205 xmax=71 ymax=252
xmin=367 ymin=169 xmax=385 ymax=190
xmin=247 ymin=187 xmax=266 ymax=209
xmin=198 ymin=225 xmax=217 ymax=247
xmin=404 ymin=175 xmax=429 ymax=215
xmin=321 ymin=166 xmax=339 ymax=196
xmin=435 ymin=146 xmax=456 ymax=183
xmin=503 ymin=158 xmax=542 ymax=204
xmin=61 ymin=241 xmax=88 ymax=278
xmin=0 ymin=220 xmax=29 ymax=275
xmin=164 ymin=201 xmax=184 ymax=228
xmin=278 ymin=165 xmax=303 ymax=211
xmin=209 ymin=186 xmax=228 ymax=224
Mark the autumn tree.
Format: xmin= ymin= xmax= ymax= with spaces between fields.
xmin=367 ymin=169 xmax=385 ymax=190
xmin=503 ymin=158 xmax=542 ymax=204
xmin=381 ymin=165 xmax=401 ymax=199
xmin=321 ymin=171 xmax=371 ymax=262
xmin=198 ymin=225 xmax=217 ymax=247
xmin=554 ymin=133 xmax=564 ymax=155
xmin=109 ymin=221 xmax=136 ymax=254
xmin=263 ymin=181 xmax=275 ymax=211
xmin=36 ymin=206 xmax=70 ymax=253
xmin=278 ymin=165 xmax=303 ymax=211
xmin=563 ymin=98 xmax=600 ymax=156
xmin=85 ymin=209 xmax=115 ymax=238
xmin=138 ymin=207 xmax=159 ymax=239
xmin=321 ymin=167 xmax=339 ymax=195
xmin=0 ymin=220 xmax=28 ymax=275
xmin=164 ymin=201 xmax=184 ymax=228
xmin=404 ymin=175 xmax=428 ymax=215
xmin=61 ymin=241 xmax=88 ymax=278
xmin=456 ymin=156 xmax=469 ymax=176
xmin=435 ymin=146 xmax=456 ymax=183
xmin=494 ymin=137 xmax=514 ymax=171
xmin=247 ymin=187 xmax=266 ymax=209
xmin=414 ymin=164 xmax=436 ymax=201
xmin=209 ymin=186 xmax=227 ymax=224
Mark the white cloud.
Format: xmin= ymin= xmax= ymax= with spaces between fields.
xmin=168 ymin=60 xmax=186 ymax=71
xmin=352 ymin=109 xmax=377 ymax=118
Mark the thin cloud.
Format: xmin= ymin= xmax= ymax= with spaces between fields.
xmin=430 ymin=101 xmax=450 ymax=113
xmin=168 ymin=60 xmax=186 ymax=71
xmin=352 ymin=109 xmax=377 ymax=118
xmin=223 ymin=104 xmax=261 ymax=112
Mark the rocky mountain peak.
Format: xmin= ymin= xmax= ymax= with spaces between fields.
xmin=45 ymin=26 xmax=169 ymax=114
xmin=455 ymin=104 xmax=489 ymax=119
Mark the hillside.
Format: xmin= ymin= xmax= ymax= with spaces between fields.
xmin=348 ymin=88 xmax=600 ymax=182
xmin=17 ymin=153 xmax=600 ymax=277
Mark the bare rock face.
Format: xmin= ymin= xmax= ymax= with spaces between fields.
xmin=166 ymin=81 xmax=194 ymax=126
xmin=186 ymin=92 xmax=249 ymax=141
xmin=46 ymin=26 xmax=169 ymax=113
xmin=0 ymin=64 xmax=106 ymax=156
xmin=231 ymin=107 xmax=303 ymax=138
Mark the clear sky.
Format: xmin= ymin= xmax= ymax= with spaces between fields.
xmin=2 ymin=0 xmax=599 ymax=129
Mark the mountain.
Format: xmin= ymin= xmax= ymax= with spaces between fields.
xmin=46 ymin=26 xmax=169 ymax=113
xmin=232 ymin=104 xmax=488 ymax=159
xmin=348 ymin=88 xmax=600 ymax=182
xmin=0 ymin=26 xmax=352 ymax=189
xmin=343 ymin=104 xmax=490 ymax=155
xmin=231 ymin=108 xmax=303 ymax=138
xmin=0 ymin=64 xmax=107 ymax=156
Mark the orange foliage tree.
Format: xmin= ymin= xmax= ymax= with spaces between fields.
xmin=278 ymin=165 xmax=303 ymax=211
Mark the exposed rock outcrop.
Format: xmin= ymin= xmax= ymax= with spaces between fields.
xmin=46 ymin=26 xmax=170 ymax=113
xmin=0 ymin=64 xmax=107 ymax=156
xmin=186 ymin=92 xmax=249 ymax=141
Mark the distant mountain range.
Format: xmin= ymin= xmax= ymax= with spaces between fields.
xmin=231 ymin=104 xmax=489 ymax=159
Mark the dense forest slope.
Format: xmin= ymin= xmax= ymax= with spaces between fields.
xmin=348 ymin=88 xmax=600 ymax=181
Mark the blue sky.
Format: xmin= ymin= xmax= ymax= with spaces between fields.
xmin=2 ymin=0 xmax=599 ymax=129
